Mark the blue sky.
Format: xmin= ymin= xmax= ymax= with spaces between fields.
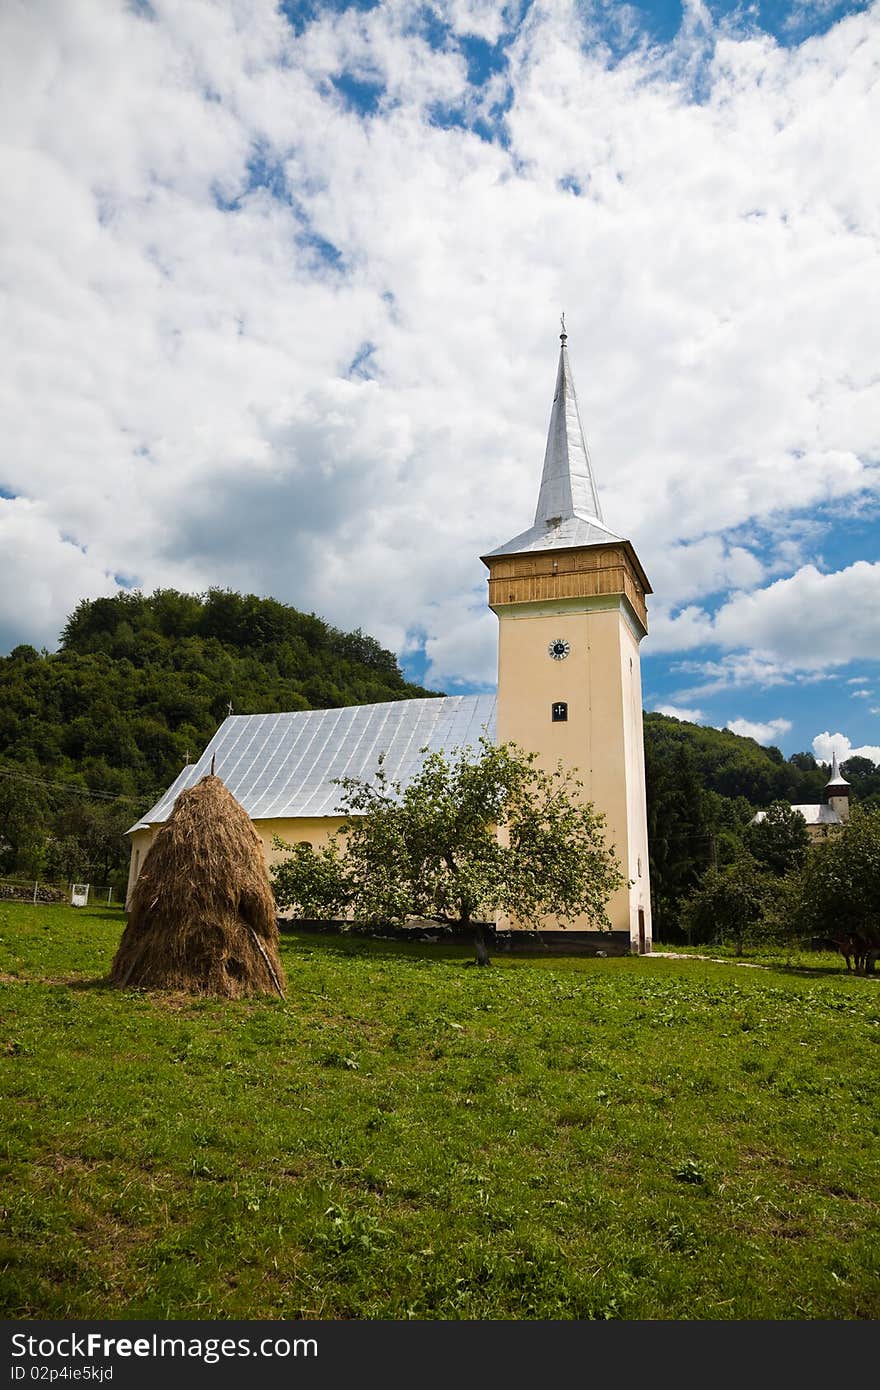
xmin=1 ymin=0 xmax=878 ymax=766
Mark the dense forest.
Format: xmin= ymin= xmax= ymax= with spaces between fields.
xmin=643 ymin=714 xmax=879 ymax=934
xmin=1 ymin=588 xmax=878 ymax=927
xmin=0 ymin=589 xmax=436 ymax=893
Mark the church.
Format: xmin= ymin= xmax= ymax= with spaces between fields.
xmin=126 ymin=327 xmax=654 ymax=951
xmin=752 ymin=752 xmax=851 ymax=840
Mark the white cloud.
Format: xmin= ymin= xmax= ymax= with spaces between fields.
xmin=851 ymin=689 xmax=872 ymax=698
xmin=645 ymin=538 xmax=766 ymax=610
xmin=0 ymin=498 xmax=118 ymax=651
xmin=422 ymin=600 xmax=498 ymax=689
xmin=667 ymin=650 xmax=824 ymax=699
xmin=782 ymin=2 xmax=845 ymax=35
xmin=440 ymin=0 xmax=511 ymax=44
xmin=644 ymin=604 xmax=715 ymax=655
xmin=711 ymin=563 xmax=880 ymax=666
xmin=727 ymin=717 xmax=793 ymax=744
xmin=649 ymin=561 xmax=880 ymax=671
xmin=0 ymin=0 xmax=878 ymax=697
xmin=653 ymin=704 xmax=705 ymax=723
xmin=812 ymin=730 xmax=880 ymax=766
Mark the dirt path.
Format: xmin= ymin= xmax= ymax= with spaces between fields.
xmin=646 ymin=951 xmax=767 ymax=969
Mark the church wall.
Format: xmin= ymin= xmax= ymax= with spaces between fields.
xmin=125 ymin=815 xmax=348 ymax=910
xmin=618 ymin=619 xmax=652 ymax=949
xmin=493 ymin=599 xmax=645 ymax=940
xmin=806 ymin=822 xmax=840 ymax=841
xmin=124 ymin=827 xmax=154 ymax=910
xmin=253 ymin=816 xmax=348 ymax=865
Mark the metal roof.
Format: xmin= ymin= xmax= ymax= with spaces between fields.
xmin=824 ymin=750 xmax=851 ymax=789
xmin=487 ymin=513 xmax=624 ymax=557
xmin=753 ymin=803 xmax=842 ymax=827
xmin=129 ymin=694 xmax=497 ymax=831
xmin=487 ymin=329 xmax=624 ymax=558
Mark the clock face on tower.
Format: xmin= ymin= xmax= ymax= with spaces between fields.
xmin=548 ymin=638 xmax=570 ymax=661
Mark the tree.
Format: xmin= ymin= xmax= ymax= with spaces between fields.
xmin=679 ymin=854 xmax=769 ymax=955
xmin=840 ymin=755 xmax=876 ymax=782
xmin=642 ymin=713 xmax=827 ymax=809
xmin=840 ymin=756 xmax=880 ymax=810
xmin=271 ymin=738 xmax=626 ymax=963
xmin=43 ymin=834 xmax=87 ymax=883
xmin=2 ymin=588 xmax=436 ymax=808
xmin=645 ymin=740 xmax=736 ymax=939
xmin=758 ymin=871 xmax=804 ymax=951
xmin=51 ymin=799 xmax=132 ymax=884
xmin=270 ymin=839 xmax=352 ymax=920
xmin=745 ymin=801 xmax=810 ymax=876
xmin=0 ymin=768 xmax=48 ymax=876
xmin=789 ymin=751 xmax=818 ymax=772
xmin=798 ymin=807 xmax=880 ymax=974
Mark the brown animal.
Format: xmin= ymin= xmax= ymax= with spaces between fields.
xmin=827 ymin=928 xmax=879 ymax=977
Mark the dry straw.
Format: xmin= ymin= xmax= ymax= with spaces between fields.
xmin=111 ymin=775 xmax=286 ymax=999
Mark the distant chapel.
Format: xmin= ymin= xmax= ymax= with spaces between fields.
xmin=127 ymin=327 xmax=654 ymax=951
xmin=752 ymin=752 xmax=851 ymax=840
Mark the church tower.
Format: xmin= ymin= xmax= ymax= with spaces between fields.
xmin=825 ymin=751 xmax=851 ymax=825
xmin=482 ymin=324 xmax=653 ymax=951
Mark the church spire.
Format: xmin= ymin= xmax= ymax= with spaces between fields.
xmin=825 ymin=750 xmax=850 ymax=791
xmin=485 ymin=323 xmax=624 ymax=558
xmin=825 ymin=749 xmax=851 ymax=824
xmin=534 ymin=319 xmax=604 ymax=527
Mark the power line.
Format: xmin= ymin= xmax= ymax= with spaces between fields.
xmin=0 ymin=765 xmax=152 ymax=806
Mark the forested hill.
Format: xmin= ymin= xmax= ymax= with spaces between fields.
xmin=3 ymin=587 xmax=856 ymax=812
xmin=0 ymin=589 xmax=438 ymax=804
xmin=644 ymin=712 xmax=829 ymax=807
xmin=643 ymin=711 xmax=880 ymax=933
xmin=3 ymin=589 xmax=878 ymax=912
xmin=644 ymin=710 xmax=877 ymax=828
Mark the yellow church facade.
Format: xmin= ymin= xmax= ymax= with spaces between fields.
xmin=127 ymin=327 xmax=653 ymax=951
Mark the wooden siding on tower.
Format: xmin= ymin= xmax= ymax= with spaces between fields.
xmin=486 ymin=544 xmax=649 ymax=631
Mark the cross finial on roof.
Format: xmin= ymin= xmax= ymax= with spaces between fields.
xmin=560 ymin=311 xmax=567 ymax=342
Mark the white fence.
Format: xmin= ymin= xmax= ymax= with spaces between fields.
xmin=70 ymin=883 xmax=117 ymax=906
xmin=0 ymin=879 xmax=117 ymax=906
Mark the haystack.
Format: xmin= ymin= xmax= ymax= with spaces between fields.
xmin=111 ymin=776 xmax=286 ymax=999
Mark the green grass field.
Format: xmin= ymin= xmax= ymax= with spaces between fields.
xmin=1 ymin=902 xmax=879 ymax=1320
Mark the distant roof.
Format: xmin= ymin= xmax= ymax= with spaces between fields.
xmin=792 ymin=804 xmax=843 ymax=826
xmin=130 ymin=694 xmax=497 ymax=831
xmin=752 ymin=803 xmax=842 ymax=827
xmin=486 ymin=328 xmax=624 ymax=559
